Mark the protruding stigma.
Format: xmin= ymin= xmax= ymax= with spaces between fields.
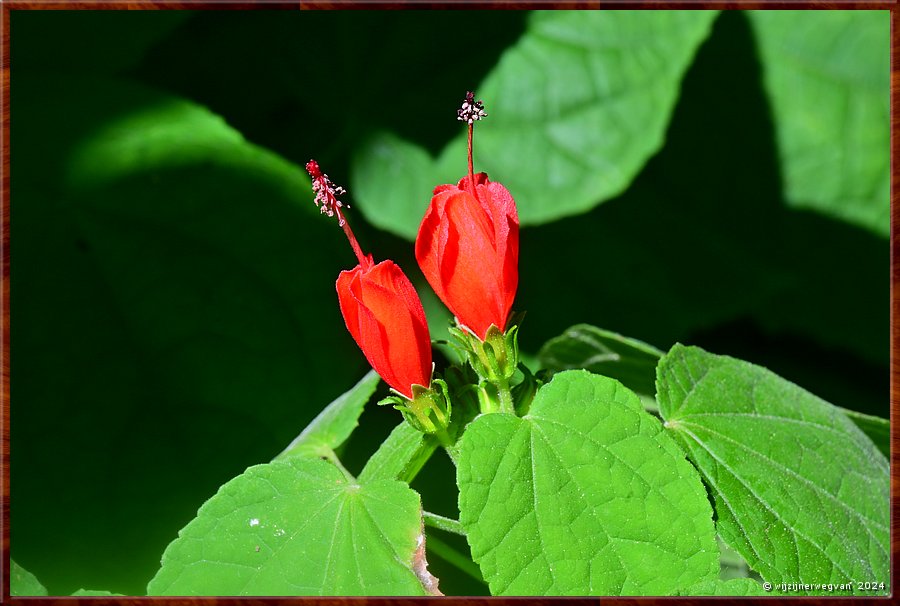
xmin=457 ymin=91 xmax=487 ymax=125
xmin=306 ymin=159 xmax=367 ymax=266
xmin=306 ymin=159 xmax=349 ymax=226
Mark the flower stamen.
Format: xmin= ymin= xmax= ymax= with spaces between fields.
xmin=457 ymin=91 xmax=488 ymax=125
xmin=307 ymin=159 xmax=368 ymax=267
xmin=306 ymin=159 xmax=349 ymax=226
xmin=457 ymin=91 xmax=488 ymax=198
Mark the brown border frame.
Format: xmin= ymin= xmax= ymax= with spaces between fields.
xmin=0 ymin=2 xmax=896 ymax=604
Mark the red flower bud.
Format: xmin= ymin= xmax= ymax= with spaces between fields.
xmin=337 ymin=258 xmax=433 ymax=399
xmin=415 ymin=173 xmax=519 ymax=340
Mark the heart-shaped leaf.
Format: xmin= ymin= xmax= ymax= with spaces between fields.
xmin=148 ymin=458 xmax=428 ymax=596
xmin=457 ymin=370 xmax=718 ymax=595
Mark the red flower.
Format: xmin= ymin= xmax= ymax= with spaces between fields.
xmin=416 ymin=172 xmax=519 ymax=340
xmin=337 ymin=257 xmax=432 ymax=399
xmin=307 ymin=158 xmax=432 ymax=399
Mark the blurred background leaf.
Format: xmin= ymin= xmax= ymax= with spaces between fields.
xmin=11 ymin=560 xmax=48 ymax=596
xmin=749 ymin=11 xmax=889 ymax=237
xmin=517 ymin=11 xmax=887 ymax=411
xmin=12 ymin=74 xmax=370 ymax=594
xmin=353 ymin=11 xmax=719 ymax=238
xmin=11 ymin=9 xmax=887 ymax=597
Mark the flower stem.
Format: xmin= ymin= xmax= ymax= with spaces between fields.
xmin=433 ymin=425 xmax=455 ymax=450
xmin=496 ymin=376 xmax=515 ymax=414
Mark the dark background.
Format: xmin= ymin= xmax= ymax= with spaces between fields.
xmin=11 ymin=10 xmax=888 ymax=596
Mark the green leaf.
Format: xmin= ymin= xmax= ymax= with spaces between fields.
xmin=352 ymin=11 xmax=719 ymax=239
xmin=513 ymin=11 xmax=887 ymax=388
xmin=538 ymin=324 xmax=663 ymax=404
xmin=10 ymin=559 xmax=48 ymax=596
xmin=350 ymin=132 xmax=437 ymax=241
xmin=839 ymin=408 xmax=889 ymax=459
xmin=277 ymin=371 xmax=380 ymax=460
xmin=457 ymin=370 xmax=718 ymax=596
xmin=657 ymin=345 xmax=889 ymax=595
xmin=718 ymin=535 xmax=752 ymax=580
xmin=750 ymin=11 xmax=889 ymax=237
xmin=148 ymin=458 xmax=428 ymax=596
xmin=674 ymin=578 xmax=766 ymax=596
xmin=358 ymin=421 xmax=433 ymax=484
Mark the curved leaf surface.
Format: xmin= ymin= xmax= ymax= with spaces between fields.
xmin=657 ymin=344 xmax=889 ymax=595
xmin=148 ymin=458 xmax=427 ymax=596
xmin=457 ymin=370 xmax=718 ymax=595
xmin=538 ymin=324 xmax=663 ymax=404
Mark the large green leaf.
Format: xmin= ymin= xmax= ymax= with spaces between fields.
xmin=276 ymin=371 xmax=380 ymax=460
xmin=513 ymin=11 xmax=887 ymax=395
xmin=750 ymin=11 xmax=889 ymax=237
xmin=657 ymin=345 xmax=889 ymax=595
xmin=12 ymin=75 xmax=365 ymax=593
xmin=148 ymin=458 xmax=428 ymax=596
xmin=457 ymin=370 xmax=718 ymax=595
xmin=352 ymin=11 xmax=718 ymax=239
xmin=538 ymin=324 xmax=663 ymax=404
xmin=536 ymin=326 xmax=887 ymax=448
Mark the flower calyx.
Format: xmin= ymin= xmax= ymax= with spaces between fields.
xmin=451 ymin=319 xmax=519 ymax=389
xmin=380 ymin=379 xmax=452 ymax=440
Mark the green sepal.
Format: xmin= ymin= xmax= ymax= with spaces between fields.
xmin=378 ymin=379 xmax=452 ymax=436
xmin=449 ymin=322 xmax=520 ymax=383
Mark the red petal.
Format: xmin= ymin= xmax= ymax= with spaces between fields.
xmin=337 ymin=261 xmax=431 ymax=398
xmin=442 ymin=192 xmax=505 ymax=338
xmin=417 ymin=174 xmax=519 ymax=340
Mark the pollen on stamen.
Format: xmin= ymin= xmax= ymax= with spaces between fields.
xmin=457 ymin=91 xmax=487 ymax=125
xmin=306 ymin=159 xmax=349 ymax=226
